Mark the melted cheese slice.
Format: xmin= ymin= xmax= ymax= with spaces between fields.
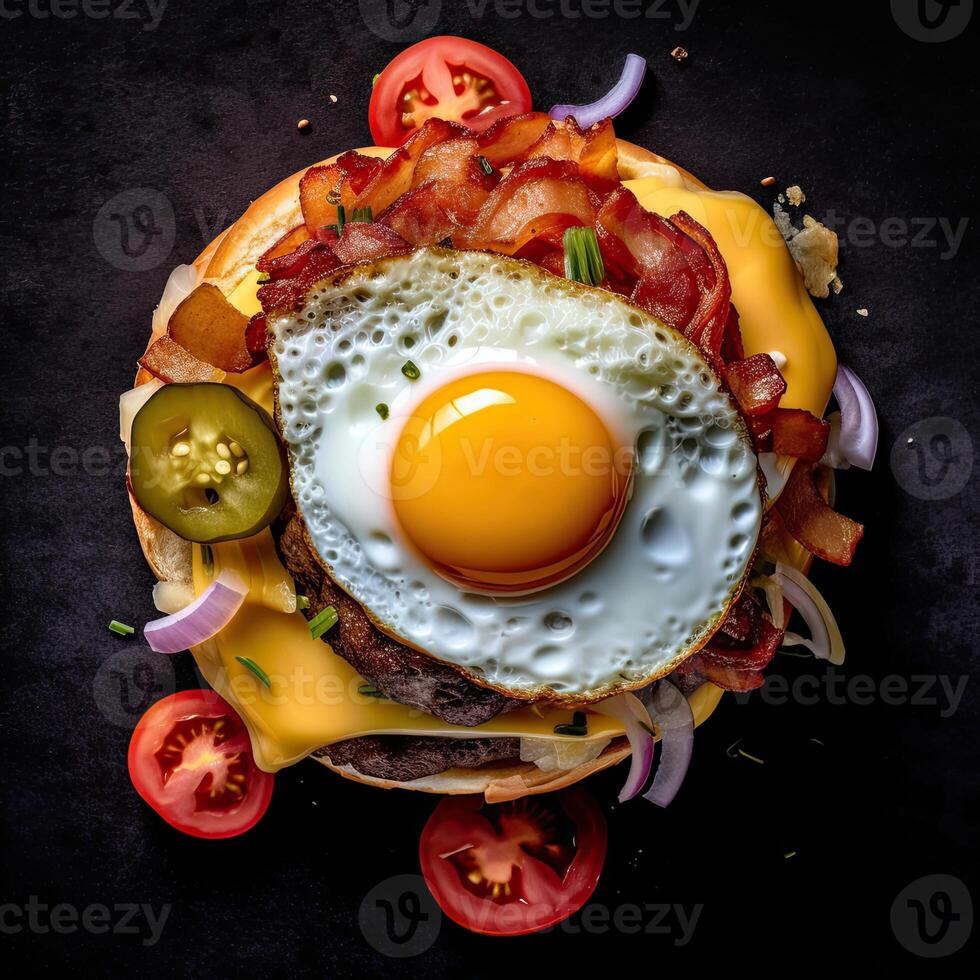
xmin=185 ymin=156 xmax=837 ymax=774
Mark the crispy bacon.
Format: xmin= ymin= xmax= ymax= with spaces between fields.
xmin=260 ymin=238 xmax=322 ymax=282
xmin=299 ymin=152 xmax=385 ymax=235
xmin=256 ymin=224 xmax=311 ymax=270
xmin=353 ymin=118 xmax=466 ymax=216
xmin=475 ymin=111 xmax=553 ymax=168
xmin=678 ymin=655 xmax=766 ymax=692
xmin=776 ymin=461 xmax=864 ymax=566
xmin=524 ymin=117 xmax=619 ymax=194
xmin=257 ymin=243 xmax=340 ymax=313
xmin=245 ymin=313 xmax=268 ymax=357
xmin=770 ymin=408 xmax=830 ymax=461
xmin=725 ymin=354 xmax=787 ymax=416
xmin=457 ymin=158 xmax=596 ymax=255
xmin=378 ymin=138 xmax=499 ymax=245
xmin=330 ymin=223 xmax=411 ymax=264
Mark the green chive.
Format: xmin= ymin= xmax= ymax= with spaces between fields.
xmin=563 ymin=226 xmax=605 ymax=287
xmin=108 ymin=620 xmax=134 ymax=636
xmin=309 ymin=605 xmax=338 ymax=640
xmin=375 ymin=402 xmax=390 ymax=420
xmin=236 ymin=656 xmax=272 ymax=689
xmin=639 ymin=720 xmax=657 ymax=738
xmin=738 ymin=748 xmax=766 ymax=765
xmin=783 ymin=851 xmax=797 ymax=860
xmin=335 ymin=204 xmax=346 ymax=234
xmin=296 ymin=595 xmax=310 ymax=610
xmin=357 ymin=684 xmax=386 ymax=698
xmin=200 ymin=544 xmax=214 ymax=576
xmin=351 ymin=206 xmax=374 ymax=223
xmin=372 ymin=73 xmax=380 ymax=87
xmin=477 ymin=155 xmax=493 ymax=175
xmin=401 ymin=360 xmax=421 ymax=381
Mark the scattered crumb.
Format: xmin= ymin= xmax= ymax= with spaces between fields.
xmin=297 ymin=118 xmax=311 ymax=131
xmin=786 ymin=184 xmax=806 ymax=206
xmin=856 ymin=308 xmax=869 ymax=317
xmin=774 ymin=203 xmax=841 ymax=298
xmin=777 ymin=193 xmax=786 ymax=204
xmin=671 ymin=46 xmax=689 ymax=62
xmin=761 ymin=176 xmax=777 ymax=187
xmin=329 ymin=94 xmax=338 ymax=103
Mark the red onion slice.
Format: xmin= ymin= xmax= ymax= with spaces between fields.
xmin=593 ymin=693 xmax=654 ymax=802
xmin=772 ymin=562 xmax=845 ymax=665
xmin=144 ymin=570 xmax=248 ymax=654
xmin=831 ymin=364 xmax=878 ymax=471
xmin=641 ymin=681 xmax=694 ymax=808
xmin=549 ymin=53 xmax=647 ymax=130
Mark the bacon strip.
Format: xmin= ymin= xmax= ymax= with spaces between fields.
xmin=524 ymin=117 xmax=619 ymax=194
xmin=770 ymin=408 xmax=830 ymax=462
xmin=257 ymin=243 xmax=340 ymax=313
xmin=725 ymin=354 xmax=787 ymax=416
xmin=455 ymin=158 xmax=596 ymax=255
xmin=776 ymin=461 xmax=864 ymax=566
xmin=330 ymin=223 xmax=411 ymax=264
xmin=475 ymin=111 xmax=552 ymax=167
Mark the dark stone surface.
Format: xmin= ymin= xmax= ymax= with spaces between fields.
xmin=1 ymin=1 xmax=977 ymax=974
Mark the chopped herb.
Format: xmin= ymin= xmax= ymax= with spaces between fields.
xmin=108 ymin=620 xmax=134 ymax=636
xmin=554 ymin=711 xmax=588 ymax=736
xmin=357 ymin=684 xmax=386 ymax=698
xmin=477 ymin=155 xmax=493 ymax=175
xmin=236 ymin=656 xmax=272 ymax=689
xmin=351 ymin=206 xmax=374 ymax=223
xmin=639 ymin=720 xmax=657 ymax=739
xmin=738 ymin=748 xmax=765 ymax=765
xmin=200 ymin=544 xmax=214 ymax=576
xmin=296 ymin=594 xmax=310 ymax=610
xmin=334 ymin=203 xmax=347 ymax=234
xmin=375 ymin=402 xmax=390 ymax=420
xmin=372 ymin=73 xmax=380 ymax=87
xmin=309 ymin=605 xmax=339 ymax=640
xmin=783 ymin=851 xmax=797 ymax=860
xmin=401 ymin=360 xmax=421 ymax=381
xmin=563 ymin=226 xmax=605 ymax=287
xmin=256 ymin=272 xmax=271 ymax=284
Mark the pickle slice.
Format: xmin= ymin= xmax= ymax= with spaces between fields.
xmin=130 ymin=383 xmax=288 ymax=544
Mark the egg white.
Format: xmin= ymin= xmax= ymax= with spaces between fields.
xmin=270 ymin=248 xmax=762 ymax=698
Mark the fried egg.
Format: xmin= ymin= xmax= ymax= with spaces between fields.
xmin=269 ymin=248 xmax=762 ymax=698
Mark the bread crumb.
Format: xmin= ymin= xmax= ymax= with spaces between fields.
xmin=761 ymin=176 xmax=777 ymax=187
xmin=786 ymin=185 xmax=806 ymax=206
xmin=773 ymin=204 xmax=841 ymax=299
xmin=856 ymin=308 xmax=869 ymax=317
xmin=671 ymin=46 xmax=689 ymax=62
xmin=297 ymin=118 xmax=310 ymax=131
xmin=329 ymin=94 xmax=338 ymax=103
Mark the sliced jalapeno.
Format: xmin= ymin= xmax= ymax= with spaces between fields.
xmin=129 ymin=383 xmax=288 ymax=544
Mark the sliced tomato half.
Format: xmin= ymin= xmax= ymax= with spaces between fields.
xmin=419 ymin=789 xmax=607 ymax=936
xmin=369 ymin=36 xmax=532 ymax=146
xmin=128 ymin=690 xmax=273 ymax=839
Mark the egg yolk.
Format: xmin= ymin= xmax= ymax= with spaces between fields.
xmin=391 ymin=370 xmax=632 ymax=594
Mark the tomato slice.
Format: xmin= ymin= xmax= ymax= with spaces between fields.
xmin=419 ymin=790 xmax=607 ymax=936
xmin=128 ymin=690 xmax=273 ymax=839
xmin=369 ymin=36 xmax=532 ymax=146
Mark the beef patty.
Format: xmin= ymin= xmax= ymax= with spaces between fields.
xmin=316 ymin=735 xmax=521 ymax=782
xmin=278 ymin=515 xmax=523 ymax=726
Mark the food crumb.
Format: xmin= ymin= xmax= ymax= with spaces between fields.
xmin=761 ymin=176 xmax=777 ymax=187
xmin=774 ymin=204 xmax=842 ymax=299
xmin=786 ymin=184 xmax=806 ymax=206
xmin=297 ymin=118 xmax=311 ymax=131
xmin=671 ymin=46 xmax=689 ymax=62
xmin=329 ymin=94 xmax=338 ymax=103
xmin=856 ymin=308 xmax=869 ymax=317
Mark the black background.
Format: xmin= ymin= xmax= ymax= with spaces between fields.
xmin=2 ymin=0 xmax=978 ymax=974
